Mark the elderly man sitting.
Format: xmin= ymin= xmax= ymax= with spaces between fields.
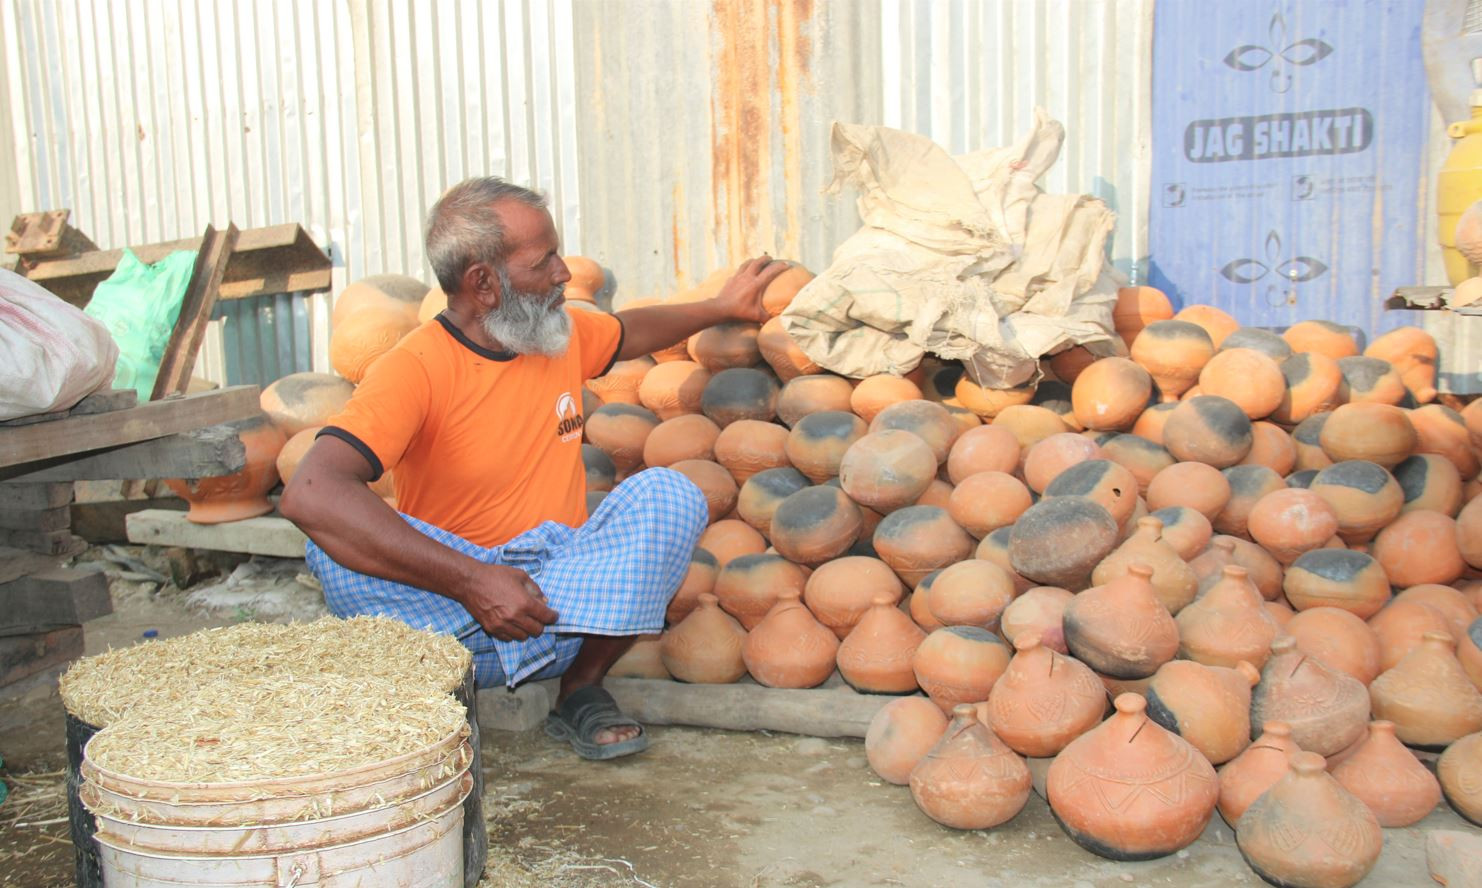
xmin=281 ymin=176 xmax=787 ymax=760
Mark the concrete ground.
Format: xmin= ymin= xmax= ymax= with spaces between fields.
xmin=0 ymin=549 xmax=1470 ymax=887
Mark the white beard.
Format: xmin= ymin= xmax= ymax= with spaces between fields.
xmin=483 ymin=269 xmax=571 ymax=357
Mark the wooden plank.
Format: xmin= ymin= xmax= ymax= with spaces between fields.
xmin=0 ymin=385 xmax=259 ymax=469
xmin=0 ymin=505 xmax=70 ymax=531
xmin=0 ymin=424 xmax=247 ymax=482
xmin=0 ymin=527 xmax=81 ymax=555
xmin=126 ymin=509 xmax=308 ymax=558
xmin=0 ymin=482 xmax=73 ymax=509
xmin=151 ymin=224 xmax=239 ymax=401
xmin=71 ymin=497 xmax=186 ymax=543
xmin=0 ymin=389 xmax=138 ymax=428
xmin=0 ymin=568 xmax=111 ymax=634
xmin=0 ymin=626 xmax=84 ymax=687
xmin=0 ymin=547 xmax=61 ymax=585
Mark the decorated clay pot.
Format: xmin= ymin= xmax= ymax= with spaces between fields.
xmin=1174 ymin=304 xmax=1239 ymax=348
xmin=1146 ymin=461 xmax=1231 ymax=520
xmin=1217 ymin=721 xmax=1301 ymax=828
xmin=1247 ymin=487 xmax=1340 ymax=565
xmin=1131 ymin=320 xmax=1215 ymax=402
xmin=838 ymin=430 xmax=938 ymax=512
xmin=1092 ymin=516 xmax=1198 ymax=614
xmin=688 ymin=321 xmax=761 ymax=371
xmin=1371 ymin=599 xmax=1456 ymax=673
xmin=770 ymin=486 xmax=862 ymax=565
xmin=585 ymin=403 xmax=660 ymax=473
xmin=1396 ymin=584 xmax=1479 ymax=640
xmin=1438 ymin=731 xmax=1482 ymax=825
xmin=775 ymin=374 xmax=853 ymax=427
xmin=873 ymin=506 xmax=975 ymax=587
xmin=913 ymin=626 xmax=1011 ymax=712
xmin=741 ymin=589 xmax=839 ymax=688
xmin=1240 ymin=421 xmax=1298 ymax=476
xmin=1147 ymin=506 xmax=1212 ymax=560
xmin=1063 ymin=564 xmax=1178 ymax=679
xmin=1370 ymin=631 xmax=1482 ymax=749
xmin=1009 ymin=496 xmax=1120 ymax=590
xmin=1272 ymin=352 xmax=1345 ymax=426
xmin=1337 ymin=355 xmax=1408 ymax=406
xmin=1198 ymin=348 xmax=1285 ymax=420
xmin=993 ymin=405 xmax=1073 ymax=454
xmin=670 ymin=459 xmax=738 ymax=523
xmin=1251 ymin=636 xmax=1370 ymax=757
xmin=947 ymin=471 xmax=1031 ymax=539
xmin=850 ymin=374 xmax=924 ymax=424
xmin=167 ymin=414 xmax=287 ymax=524
xmin=586 ymin=356 xmax=654 ymax=406
xmin=803 ymin=555 xmax=904 ymax=639
xmin=1046 ymin=694 xmax=1219 ymax=860
xmin=1071 ymin=357 xmax=1153 ymax=430
xmin=1162 ymin=395 xmax=1254 ymax=468
xmin=909 ymin=704 xmax=1031 ymax=830
xmin=697 ymin=519 xmax=766 ymax=567
xmin=866 ymin=697 xmax=949 ymax=785
xmin=1236 ymin=751 xmax=1382 ymax=888
xmin=1331 ymin=720 xmax=1442 ymax=827
xmin=1285 ymin=606 xmax=1383 ymax=685
xmin=259 ymin=372 xmax=355 ymax=438
xmin=735 ymin=466 xmax=809 ymax=534
xmin=701 ymin=367 xmax=779 ymax=428
xmin=1310 ymin=460 xmax=1404 ymax=545
xmin=985 ymin=633 xmax=1105 ymax=757
xmin=923 ymin=559 xmax=1016 ymax=630
xmin=1043 ymin=459 xmax=1140 ymax=529
xmin=660 ymin=593 xmax=747 ymax=683
xmin=667 ymin=548 xmax=719 ymax=625
xmin=1177 ymin=565 xmax=1279 ymax=669
xmin=713 ymin=553 xmax=806 ymax=630
xmin=1319 ymin=402 xmax=1416 ymax=470
xmin=712 ymin=420 xmax=789 ymax=486
xmin=1098 ymin=434 xmax=1177 ymax=495
xmin=1365 ymin=326 xmax=1438 ymax=404
xmin=945 ymin=424 xmax=1021 ymax=483
xmin=998 ymin=587 xmax=1074 ymax=654
xmin=757 ymin=316 xmax=821 ymax=381
xmin=1146 ymin=659 xmax=1260 ymax=765
xmin=836 ymin=594 xmax=927 ymax=693
xmin=1282 ymin=549 xmax=1390 ymax=618
xmin=1372 ymin=509 xmax=1466 ymax=587
xmin=786 ymin=411 xmax=867 ymax=482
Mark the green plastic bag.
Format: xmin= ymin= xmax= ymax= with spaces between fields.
xmin=83 ymin=248 xmax=198 ymax=401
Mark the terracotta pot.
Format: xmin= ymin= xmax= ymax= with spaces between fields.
xmin=757 ymin=316 xmax=821 ymax=381
xmin=329 ymin=303 xmax=417 ymax=384
xmin=873 ymin=506 xmax=975 ymax=588
xmin=1337 ymin=355 xmax=1408 ymax=406
xmin=1198 ymin=348 xmax=1285 ymax=420
xmin=1395 ymin=584 xmax=1479 ymax=639
xmin=1114 ymin=285 xmax=1175 ymax=348
xmin=907 ymin=573 xmax=946 ymax=632
xmin=1049 ymin=345 xmax=1101 ymax=384
xmin=946 ymin=471 xmax=1031 ymax=539
xmin=986 ymin=633 xmax=1107 ymax=757
xmin=1464 ymin=497 xmax=1482 ymax=570
xmin=696 ymin=519 xmax=766 ymax=568
xmin=1282 ymin=319 xmax=1360 ymax=360
xmin=1247 ymin=488 xmax=1340 ymax=565
xmin=999 ymin=586 xmax=1074 ymax=654
xmin=1063 ymin=564 xmax=1179 ymax=679
xmin=785 ymin=410 xmax=867 ymax=482
xmin=167 ymin=414 xmax=287 ymax=525
xmin=760 ymin=264 xmax=814 ymax=316
xmin=1370 ymin=631 xmax=1482 ymax=749
xmin=275 ymin=427 xmax=318 ymax=488
xmin=1251 ymin=636 xmax=1370 ymax=757
xmin=608 ymin=633 xmax=669 ymax=680
xmin=838 ymin=430 xmax=937 ymax=512
xmin=1365 ymin=326 xmax=1438 ymax=404
xmin=1318 ymin=403 xmax=1416 ymax=470
xmin=1146 ymin=506 xmax=1212 ymax=560
xmin=769 ymin=486 xmax=862 ymax=565
xmin=954 ymin=378 xmax=1037 ymax=421
xmin=1370 ymin=599 xmax=1454 ymax=673
xmin=1217 ymin=721 xmax=1301 ymax=828
xmin=586 ymin=356 xmax=654 ymax=406
xmin=976 ymin=527 xmax=1036 ymax=596
xmin=735 ymin=466 xmax=809 ymax=534
xmin=1282 ymin=549 xmax=1390 ymax=619
xmin=913 ymin=478 xmax=954 ymax=511
xmin=1459 ymin=618 xmax=1482 ymax=692
xmin=1438 ymin=730 xmax=1482 ymax=825
xmin=642 ymin=414 xmax=721 ymax=468
xmin=1092 ymin=516 xmax=1198 ymax=614
xmin=803 ymin=555 xmax=903 ymax=639
xmin=1099 ymin=434 xmax=1177 ymax=495
xmin=945 ymin=424 xmax=1021 ymax=483
xmin=776 ymin=374 xmax=854 ymax=427
xmin=585 ymin=403 xmax=660 ymax=472
xmin=259 ymin=372 xmax=355 ymax=438
xmin=1293 ymin=413 xmax=1337 ymax=473
xmin=332 ymin=274 xmax=424 ymax=328
xmin=1272 ymin=352 xmax=1346 ymax=426
xmin=993 ymin=405 xmax=1073 ymax=454
xmin=922 ymin=559 xmax=1016 ymax=631
xmin=1071 ymin=357 xmax=1154 ymax=430
xmin=688 ymin=321 xmax=761 ymax=372
xmin=1132 ymin=402 xmax=1178 ymax=445
xmin=713 ymin=553 xmax=806 ymax=630
xmin=1131 ymin=320 xmax=1216 ymax=402
xmin=869 ymin=399 xmax=961 ymax=465
xmin=1043 ymin=459 xmax=1140 ymax=530
xmin=1310 ymin=460 xmax=1405 ymax=545
xmin=1023 ymin=433 xmax=1102 ymax=494
xmin=1264 ymin=599 xmax=1296 ymax=627
xmin=701 ymin=367 xmax=779 ymax=428
xmin=1285 ymin=606 xmax=1383 ymax=685
xmin=1147 ymin=461 xmax=1231 ymax=520
xmin=1176 ymin=566 xmax=1279 ymax=670
xmin=913 ymin=626 xmax=1011 ymax=712
xmin=660 ymin=593 xmax=748 ymax=683
xmin=910 ymin=704 xmax=1031 ymax=829
xmin=1239 ymin=421 xmax=1298 ymax=476
xmin=1146 ymin=659 xmax=1260 ymax=765
xmin=1046 ymin=694 xmax=1219 ymax=860
xmin=1373 ymin=509 xmax=1466 ymax=587
xmin=579 ymin=444 xmax=616 ymax=494
xmin=712 ymin=420 xmax=789 ymax=487
xmin=836 ymin=594 xmax=927 ymax=693
xmin=1330 ymin=720 xmax=1441 ymax=827
xmin=1236 ymin=751 xmax=1382 ymax=888
xmin=1162 ymin=395 xmax=1254 ymax=468
xmin=850 ymin=374 xmax=924 ymax=424
xmin=1174 ymin=304 xmax=1239 ymax=348
xmin=866 ymin=697 xmax=949 ymax=785
xmin=666 ymin=548 xmax=719 ymax=625
xmin=1213 ymin=465 xmax=1286 ymax=538
xmin=741 ymin=589 xmax=839 ymax=688
xmin=669 ymin=459 xmax=738 ymax=523
xmin=1009 ymin=496 xmax=1120 ymax=591
xmin=1411 ymin=404 xmax=1479 ymax=480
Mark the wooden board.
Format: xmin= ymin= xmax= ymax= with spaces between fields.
xmin=0 ymin=504 xmax=70 ymax=531
xmin=0 ymin=547 xmax=62 ymax=585
xmin=0 ymin=385 xmax=259 ymax=470
xmin=0 ymin=424 xmax=247 ymax=482
xmin=0 ymin=625 xmax=84 ymax=687
xmin=72 ymin=497 xmax=186 ymax=544
xmin=151 ymin=225 xmax=239 ymax=401
xmin=0 ymin=527 xmax=81 ymax=555
xmin=0 ymin=388 xmax=137 ymax=428
xmin=0 ymin=482 xmax=73 ymax=509
xmin=126 ymin=509 xmax=308 ymax=558
xmin=0 ymin=567 xmax=111 ymax=635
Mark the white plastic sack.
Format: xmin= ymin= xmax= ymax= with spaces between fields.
xmin=0 ymin=268 xmax=120 ymax=421
xmin=780 ymin=108 xmax=1124 ymax=388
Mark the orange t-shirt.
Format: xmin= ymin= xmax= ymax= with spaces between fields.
xmin=320 ymin=308 xmax=624 ymax=547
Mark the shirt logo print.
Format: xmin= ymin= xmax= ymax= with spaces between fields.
xmin=555 ymin=391 xmax=584 ymax=442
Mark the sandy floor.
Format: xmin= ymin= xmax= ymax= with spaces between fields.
xmin=0 ymin=551 xmax=1470 ymax=888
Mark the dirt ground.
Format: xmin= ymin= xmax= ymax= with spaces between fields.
xmin=0 ymin=549 xmax=1472 ymax=887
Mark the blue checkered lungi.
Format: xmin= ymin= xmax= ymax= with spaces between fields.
xmin=305 ymin=467 xmax=707 ymax=688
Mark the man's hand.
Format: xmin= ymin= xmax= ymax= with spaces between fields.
xmin=710 ymin=256 xmax=791 ymax=324
xmin=459 ymin=563 xmax=559 ymax=641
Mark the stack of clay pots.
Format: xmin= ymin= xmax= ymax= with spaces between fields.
xmin=591 ymin=278 xmax=1482 ymax=885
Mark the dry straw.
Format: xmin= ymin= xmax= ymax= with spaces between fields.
xmin=60 ymin=616 xmax=471 ymax=728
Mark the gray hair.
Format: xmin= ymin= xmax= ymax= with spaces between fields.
xmin=425 ymin=177 xmax=547 ymax=295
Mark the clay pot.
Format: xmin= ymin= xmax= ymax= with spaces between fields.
xmin=1282 ymin=549 xmax=1390 ymax=618
xmin=1272 ymin=352 xmax=1345 ymax=425
xmin=696 ymin=519 xmax=766 ymax=567
xmin=1146 ymin=506 xmax=1212 ymax=560
xmin=701 ymin=367 xmax=779 ymax=428
xmin=575 ymin=444 xmax=615 ymax=494
xmin=1114 ymin=285 xmax=1175 ymax=348
xmin=850 ymin=375 xmax=924 ymax=424
xmin=1063 ymin=564 xmax=1178 ymax=679
xmin=275 ymin=427 xmax=318 ymax=488
xmin=838 ymin=430 xmax=938 ymax=512
xmin=1251 ymin=636 xmax=1370 ymax=756
xmin=1131 ymin=402 xmax=1178 ymax=444
xmin=1092 ymin=516 xmax=1198 ymax=614
xmin=1198 ymin=348 xmax=1285 ymax=420
xmin=713 ymin=553 xmax=806 ymax=630
xmin=1162 ymin=395 xmax=1254 ymax=468
xmin=907 ymin=573 xmax=946 ymax=632
xmin=945 ymin=424 xmax=1021 ymax=483
xmin=642 ymin=414 xmax=721 ymax=468
xmin=1247 ymin=488 xmax=1340 ymax=565
xmin=924 ymin=559 xmax=1016 ymax=630
xmin=688 ymin=321 xmax=761 ymax=371
xmin=1131 ymin=320 xmax=1215 ymax=402
xmin=1047 ymin=694 xmax=1219 ymax=860
xmin=913 ymin=478 xmax=954 ymax=510
xmin=769 ymin=486 xmax=862 ymax=566
xmin=332 ymin=274 xmax=425 ymax=327
xmin=667 ymin=549 xmax=719 ymax=625
xmin=1439 ymin=731 xmax=1482 ymax=825
xmin=947 ymin=471 xmax=1031 ymax=539
xmin=977 ymin=527 xmax=1036 ymax=595
xmin=712 ymin=420 xmax=788 ymax=486
xmin=585 ymin=403 xmax=660 ymax=472
xmin=776 ymin=374 xmax=854 ymax=427
xmin=785 ymin=411 xmax=867 ymax=482
xmin=1337 ymin=355 xmax=1408 ymax=406
xmin=1218 ymin=721 xmax=1301 ymax=828
xmin=741 ymin=589 xmax=839 ymax=688
xmin=1174 ymin=304 xmax=1239 ymax=348
xmin=866 ymin=697 xmax=949 ymax=785
xmin=1371 ymin=599 xmax=1456 ymax=674
xmin=1049 ymin=345 xmax=1102 ymax=384
xmin=909 ymin=704 xmax=1031 ymax=829
xmin=1146 ymin=461 xmax=1231 ymax=520
xmin=638 ymin=360 xmax=711 ymax=420
xmin=1373 ymin=510 xmax=1466 ymax=587
xmin=167 ymin=415 xmax=287 ymax=524
xmin=329 ymin=303 xmax=417 ymax=383
xmin=803 ymin=555 xmax=903 ymax=639
xmin=1237 ymin=751 xmax=1382 ymax=888
xmin=660 ymin=593 xmax=748 ymax=683
xmin=736 ymin=466 xmax=809 ymax=534
xmin=1043 ymin=459 xmax=1139 ymax=529
xmin=869 ymin=399 xmax=960 ymax=465
xmin=1330 ymin=720 xmax=1442 ymax=827
xmin=1371 ymin=631 xmax=1482 ymax=749
xmin=1265 ymin=599 xmax=1296 ymax=626
xmin=1213 ymin=465 xmax=1286 ymax=538
xmin=1413 ymin=405 xmax=1480 ymax=480
xmin=1285 ymin=607 xmax=1382 ymax=685
xmin=913 ymin=626 xmax=1012 ymax=711
xmin=954 ymin=378 xmax=1037 ymax=421
xmin=560 ymin=255 xmax=604 ymax=292
xmin=1318 ymin=402 xmax=1416 ymax=470
xmin=869 ymin=506 xmax=973 ymax=587
xmin=757 ymin=316 xmax=821 ymax=381
xmin=1292 ymin=413 xmax=1336 ymax=473
xmin=1464 ymin=497 xmax=1482 ymax=570
xmin=836 ymin=594 xmax=927 ymax=693
xmin=608 ymin=634 xmax=669 ymax=680
xmin=1177 ymin=566 xmax=1279 ymax=669
xmin=756 ymin=263 xmax=811 ymax=316
xmin=1071 ymin=357 xmax=1153 ymax=430
xmin=1365 ymin=326 xmax=1438 ymax=404
xmin=1399 ymin=585 xmax=1478 ymax=641
xmin=1009 ymin=496 xmax=1120 ymax=590
xmin=1146 ymin=659 xmax=1260 ymax=764
xmin=993 ymin=405 xmax=1073 ymax=453
xmin=1283 ymin=319 xmax=1361 ymax=360
xmin=1239 ymin=421 xmax=1298 ymax=476
xmin=1310 ymin=460 xmax=1404 ymax=545
xmin=259 ymin=372 xmax=355 ymax=438
xmin=1192 ymin=536 xmax=1282 ymax=601
xmin=1098 ymin=433 xmax=1177 ymax=494
xmin=985 ymin=633 xmax=1105 ymax=757
xmin=1221 ymin=326 xmax=1293 ymax=361
xmin=586 ymin=356 xmax=654 ymax=406
xmin=998 ymin=586 xmax=1074 ymax=654
xmin=669 ymin=459 xmax=738 ymax=523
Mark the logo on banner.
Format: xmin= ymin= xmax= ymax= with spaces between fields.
xmin=1223 ymin=12 xmax=1334 ymax=94
xmin=1184 ymin=108 xmax=1372 ymax=163
xmin=1219 ymin=231 xmax=1328 ymax=307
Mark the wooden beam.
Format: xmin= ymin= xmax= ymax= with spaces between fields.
xmin=0 ymin=385 xmax=259 ymax=470
xmin=151 ymin=224 xmax=239 ymax=401
xmin=0 ymin=482 xmax=73 ymax=509
xmin=0 ymin=424 xmax=246 ymax=482
xmin=0 ymin=626 xmax=84 ymax=687
xmin=0 ymin=547 xmax=62 ymax=585
xmin=0 ymin=568 xmax=111 ymax=635
xmin=0 ymin=505 xmax=69 ymax=531
xmin=0 ymin=528 xmax=80 ymax=555
xmin=71 ymin=497 xmax=186 ymax=543
xmin=0 ymin=388 xmax=137 ymax=428
xmin=126 ymin=509 xmax=308 ymax=558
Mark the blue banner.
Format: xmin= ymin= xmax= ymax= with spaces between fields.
xmin=1147 ymin=0 xmax=1430 ymax=334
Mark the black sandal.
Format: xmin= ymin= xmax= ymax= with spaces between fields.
xmin=543 ymin=685 xmax=650 ymax=760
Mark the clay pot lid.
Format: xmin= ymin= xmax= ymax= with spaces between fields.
xmin=1290 ymin=751 xmax=1326 ymax=776
xmin=1221 ymin=565 xmax=1250 ymax=580
xmin=1112 ymin=693 xmax=1148 ymax=716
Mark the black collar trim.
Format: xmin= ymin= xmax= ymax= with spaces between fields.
xmin=435 ymin=312 xmax=517 ymax=362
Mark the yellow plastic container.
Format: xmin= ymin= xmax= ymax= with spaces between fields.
xmin=1439 ymin=59 xmax=1482 ymax=285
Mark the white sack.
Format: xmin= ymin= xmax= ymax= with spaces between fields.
xmin=0 ymin=268 xmax=120 ymax=421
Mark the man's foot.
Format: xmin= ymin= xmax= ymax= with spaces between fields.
xmin=545 ymin=685 xmax=649 ymax=760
